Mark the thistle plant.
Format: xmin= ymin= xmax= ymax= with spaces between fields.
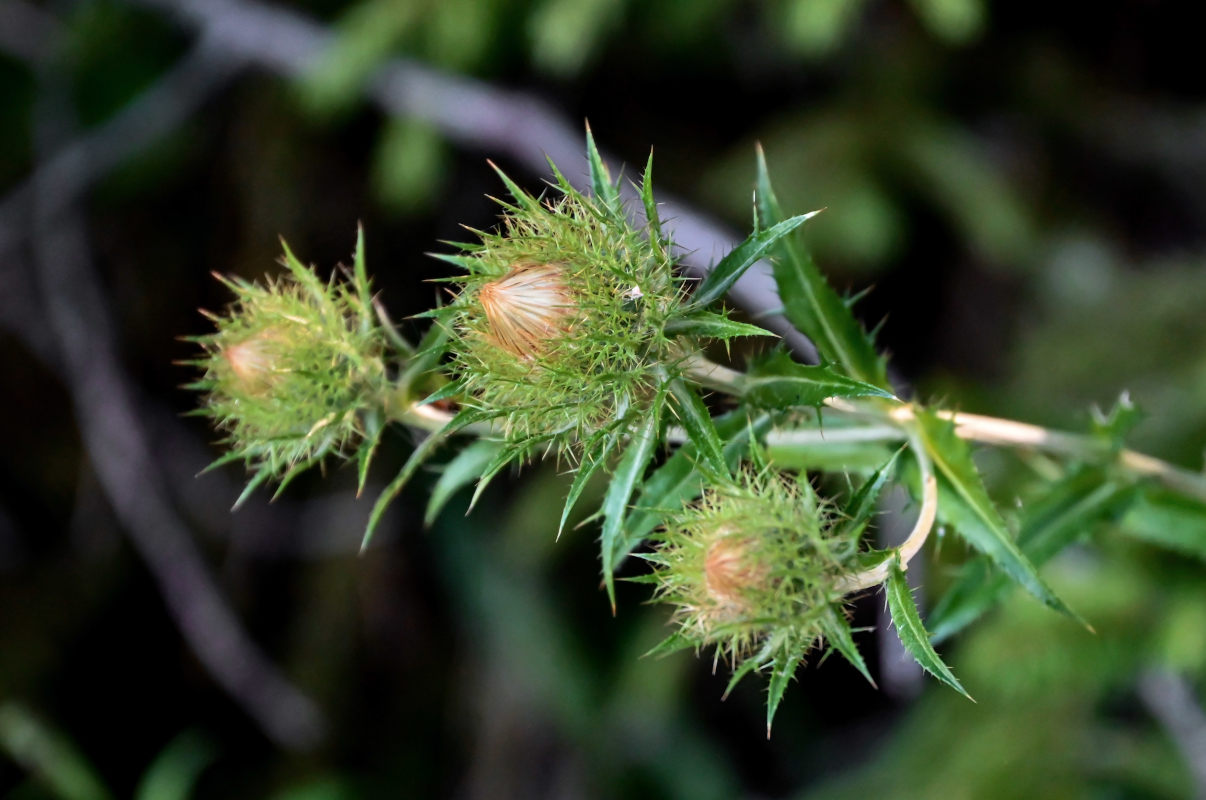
xmin=188 ymin=130 xmax=1206 ymax=734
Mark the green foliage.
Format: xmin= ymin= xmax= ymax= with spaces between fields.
xmin=742 ymin=350 xmax=893 ymax=408
xmin=0 ymin=706 xmax=212 ymax=800
xmin=914 ymin=409 xmax=1077 ymax=619
xmin=0 ymin=704 xmax=111 ymax=800
xmin=929 ymin=468 xmax=1136 ymax=642
xmin=755 ymin=148 xmax=889 ymax=389
xmin=1121 ymin=488 xmax=1206 ymax=561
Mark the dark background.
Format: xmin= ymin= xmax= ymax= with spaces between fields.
xmin=2 ymin=0 xmax=1205 ymax=797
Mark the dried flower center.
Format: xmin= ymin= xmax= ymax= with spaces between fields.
xmin=478 ymin=261 xmax=573 ymax=358
xmin=704 ymin=535 xmax=766 ymax=614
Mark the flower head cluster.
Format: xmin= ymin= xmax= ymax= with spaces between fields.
xmin=188 ymin=242 xmax=391 ymax=490
xmin=438 ymin=172 xmax=681 ymax=456
xmin=645 ymin=464 xmax=855 ymax=669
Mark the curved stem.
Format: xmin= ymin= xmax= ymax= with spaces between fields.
xmin=836 ymin=428 xmax=939 ymax=594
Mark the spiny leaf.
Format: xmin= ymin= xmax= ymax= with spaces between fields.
xmin=665 ymin=311 xmax=776 ymax=340
xmin=362 ymin=407 xmax=483 ymax=551
xmin=885 ymin=558 xmax=971 ymax=699
xmin=916 ymin=409 xmax=1084 ymax=625
xmin=355 ymin=408 xmax=385 ymax=496
xmin=766 ymin=642 xmax=806 ymax=737
xmin=929 ymin=468 xmax=1134 ymax=642
xmin=199 ymin=449 xmax=249 ymax=476
xmin=667 ymin=377 xmax=728 ymax=478
xmin=397 ymin=320 xmax=450 ymax=396
xmin=1091 ymin=391 xmax=1144 ymax=449
xmin=416 ymin=379 xmax=463 ymax=407
xmin=584 ymin=121 xmax=621 ymax=211
xmin=231 ymin=468 xmax=273 ymax=511
xmin=424 ymin=438 xmax=505 ymax=526
xmin=468 ymin=441 xmax=529 ymax=511
xmin=743 ymin=351 xmax=893 ymax=408
xmin=600 ymin=408 xmax=662 ymax=611
xmin=277 ymin=237 xmax=328 ymax=301
xmin=487 ymin=160 xmax=541 ymax=212
xmin=642 ymin=629 xmax=697 ymax=659
xmin=426 ymin=251 xmax=480 ymax=272
xmin=691 ymin=211 xmax=821 ymax=311
xmin=819 ymin=607 xmax=875 ymax=687
xmin=722 ymin=640 xmax=774 ymax=699
xmin=765 ymin=430 xmax=898 ymax=474
xmin=559 ymin=429 xmax=620 ymax=537
xmin=640 ymin=149 xmax=664 ymax=255
xmin=352 ymin=223 xmax=373 ymax=332
xmin=355 ymin=434 xmax=381 ymax=497
xmin=755 ymin=145 xmax=889 ymax=389
xmin=837 ymin=446 xmax=904 ymax=546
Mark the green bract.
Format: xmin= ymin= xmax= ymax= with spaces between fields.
xmin=434 ymin=169 xmax=681 ymax=456
xmin=188 ymin=238 xmax=391 ymax=501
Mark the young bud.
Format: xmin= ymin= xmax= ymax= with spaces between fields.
xmin=645 ymin=466 xmax=854 ymax=667
xmin=191 ymin=246 xmax=390 ymax=483
xmin=441 ymin=177 xmax=681 ymax=454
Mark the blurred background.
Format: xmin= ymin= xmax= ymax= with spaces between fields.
xmin=2 ymin=0 xmax=1205 ymax=797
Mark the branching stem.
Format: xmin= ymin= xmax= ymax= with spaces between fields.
xmin=397 ymin=354 xmax=1206 ymax=508
xmin=679 ymin=354 xmax=1205 ymax=502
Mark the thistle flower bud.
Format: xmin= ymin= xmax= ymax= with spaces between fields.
xmin=440 ymin=175 xmax=680 ymax=453
xmin=645 ymin=466 xmax=854 ymax=668
xmin=190 ymin=244 xmax=391 ymax=486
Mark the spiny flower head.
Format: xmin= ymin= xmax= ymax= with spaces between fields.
xmin=436 ymin=166 xmax=682 ymax=455
xmin=645 ymin=464 xmax=855 ymax=671
xmin=187 ymin=237 xmax=392 ymax=492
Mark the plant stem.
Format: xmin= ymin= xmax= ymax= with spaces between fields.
xmin=409 ymin=353 xmax=1206 ymax=503
xmin=836 ymin=428 xmax=938 ymax=593
xmin=681 ymin=352 xmax=746 ymax=394
xmin=815 ymin=399 xmax=1206 ymax=503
